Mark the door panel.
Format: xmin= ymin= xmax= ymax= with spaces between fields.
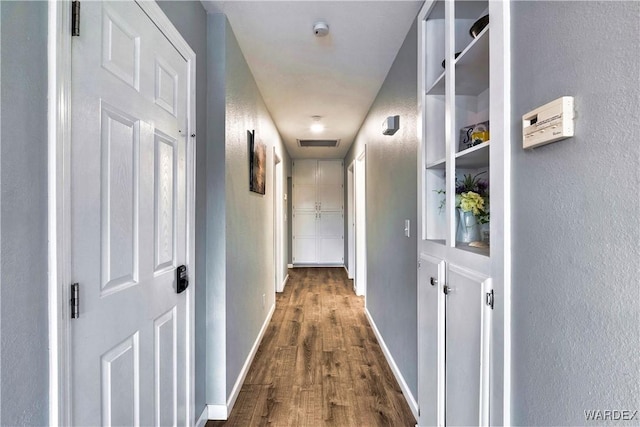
xmin=318 ymin=238 xmax=344 ymax=264
xmin=71 ymin=2 xmax=188 ymax=425
xmin=294 ymin=238 xmax=317 ymax=264
xmin=294 ymin=183 xmax=316 ymax=211
xmin=318 ymin=184 xmax=343 ymax=211
xmin=100 ymin=105 xmax=140 ymax=295
xmin=318 ymin=212 xmax=343 ymax=237
xmin=294 ymin=211 xmax=317 ymax=238
xmin=101 ymin=332 xmax=140 ymax=427
xmin=153 ymin=131 xmax=177 ymax=274
xmin=154 ymin=308 xmax=177 ymax=426
xmin=317 ymin=160 xmax=343 ymax=186
xmin=445 ymin=265 xmax=491 ymax=427
xmin=318 ymin=211 xmax=344 ymax=264
xmin=418 ymin=255 xmax=444 ymax=427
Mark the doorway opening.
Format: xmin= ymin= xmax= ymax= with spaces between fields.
xmin=354 ymin=149 xmax=367 ymax=298
xmin=347 ymin=162 xmax=355 ymax=283
xmin=273 ymin=149 xmax=285 ymax=292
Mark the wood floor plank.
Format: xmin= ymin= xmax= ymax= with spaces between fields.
xmin=208 ymin=267 xmax=416 ymax=427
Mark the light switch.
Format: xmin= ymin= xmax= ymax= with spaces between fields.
xmin=404 ymin=219 xmax=410 ymax=237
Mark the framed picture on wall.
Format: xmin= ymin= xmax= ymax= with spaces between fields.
xmin=248 ymin=130 xmax=266 ymax=195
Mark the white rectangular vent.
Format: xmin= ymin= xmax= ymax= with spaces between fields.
xmin=297 ymin=139 xmax=340 ymax=148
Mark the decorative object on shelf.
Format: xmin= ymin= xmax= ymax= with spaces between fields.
xmin=382 ymin=115 xmax=400 ymax=135
xmin=469 ymin=14 xmax=489 ymax=38
xmin=454 ymin=173 xmax=490 ymax=244
xmin=459 ymin=120 xmax=490 ymax=151
xmin=248 ymin=130 xmax=266 ymax=195
xmin=457 ymin=208 xmax=480 ymax=243
xmin=441 ymin=52 xmax=461 ymax=69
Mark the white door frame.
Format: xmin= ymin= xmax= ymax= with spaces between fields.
xmin=47 ymin=2 xmax=197 ymax=425
xmin=273 ymin=149 xmax=284 ymax=292
xmin=347 ymin=161 xmax=355 ymax=281
xmin=354 ymin=149 xmax=367 ymax=298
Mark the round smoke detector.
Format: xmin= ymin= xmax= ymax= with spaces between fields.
xmin=313 ymin=21 xmax=329 ymax=37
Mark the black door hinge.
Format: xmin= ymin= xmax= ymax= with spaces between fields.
xmin=486 ymin=289 xmax=494 ymax=309
xmin=70 ymin=283 xmax=80 ymax=319
xmin=72 ymin=1 xmax=81 ymax=36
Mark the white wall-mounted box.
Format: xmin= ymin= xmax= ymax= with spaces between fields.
xmin=522 ymin=96 xmax=574 ymax=149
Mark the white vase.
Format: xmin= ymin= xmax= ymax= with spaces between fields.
xmin=456 ymin=208 xmax=480 ymax=243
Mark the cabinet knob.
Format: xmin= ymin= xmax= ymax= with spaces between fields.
xmin=430 ymin=277 xmax=438 ymax=286
xmin=443 ymin=285 xmax=451 ymax=295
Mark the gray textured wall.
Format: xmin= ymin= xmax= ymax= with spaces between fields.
xmin=207 ymin=13 xmax=291 ymax=406
xmin=222 ymin=15 xmax=290 ymax=397
xmin=156 ymin=1 xmax=208 ymax=415
xmin=0 ymin=2 xmax=49 ymax=425
xmin=511 ymin=2 xmax=640 ymax=425
xmin=344 ymin=19 xmax=419 ymax=397
xmin=206 ymin=12 xmax=229 ymax=405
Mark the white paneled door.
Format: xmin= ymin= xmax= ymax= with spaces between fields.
xmin=70 ymin=2 xmax=189 ymax=425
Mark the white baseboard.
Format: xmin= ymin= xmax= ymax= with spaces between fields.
xmin=225 ymin=302 xmax=276 ymax=416
xmin=207 ymin=404 xmax=227 ymax=420
xmin=195 ymin=406 xmax=209 ymax=427
xmin=287 ymin=263 xmax=293 ymax=269
xmin=278 ymin=274 xmax=289 ymax=293
xmin=365 ymin=308 xmax=419 ymax=421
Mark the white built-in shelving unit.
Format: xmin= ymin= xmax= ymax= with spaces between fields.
xmin=417 ymin=0 xmax=511 ymax=426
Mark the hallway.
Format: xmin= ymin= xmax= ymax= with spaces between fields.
xmin=208 ymin=268 xmax=416 ymax=426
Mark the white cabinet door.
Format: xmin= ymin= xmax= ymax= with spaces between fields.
xmin=293 ymin=211 xmax=317 ymax=263
xmin=293 ymin=159 xmax=317 ymax=211
xmin=318 ymin=211 xmax=344 ymax=264
xmin=293 ymin=159 xmax=344 ymax=264
xmin=445 ymin=264 xmax=492 ymax=427
xmin=418 ymin=255 xmax=445 ymax=427
xmin=317 ymin=160 xmax=344 ymax=211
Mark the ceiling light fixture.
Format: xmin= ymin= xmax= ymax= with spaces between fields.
xmin=310 ymin=116 xmax=324 ymax=133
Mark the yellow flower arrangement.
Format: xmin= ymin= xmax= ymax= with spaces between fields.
xmin=459 ymin=191 xmax=485 ymax=215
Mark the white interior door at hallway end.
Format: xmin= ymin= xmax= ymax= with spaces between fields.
xmin=70 ymin=2 xmax=190 ymax=425
xmin=292 ymin=159 xmax=344 ymax=265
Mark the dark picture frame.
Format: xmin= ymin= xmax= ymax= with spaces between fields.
xmin=248 ymin=130 xmax=266 ymax=194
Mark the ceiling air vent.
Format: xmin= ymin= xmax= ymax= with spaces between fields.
xmin=297 ymin=139 xmax=340 ymax=148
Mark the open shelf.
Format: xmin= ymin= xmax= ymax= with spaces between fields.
xmin=427 ymin=157 xmax=446 ymax=169
xmin=427 ymin=71 xmax=446 ymax=95
xmin=455 ymin=26 xmax=489 ymax=96
xmin=456 ymin=242 xmax=490 ymax=257
xmin=455 ymin=141 xmax=489 ymax=168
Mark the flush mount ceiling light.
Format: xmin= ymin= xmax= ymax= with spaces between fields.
xmin=310 ymin=115 xmax=324 ymax=133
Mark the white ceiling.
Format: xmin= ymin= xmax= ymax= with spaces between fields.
xmin=201 ymin=1 xmax=422 ymax=159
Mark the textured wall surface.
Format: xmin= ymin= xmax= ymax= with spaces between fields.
xmin=206 ymin=13 xmax=229 ymax=405
xmin=344 ymin=19 xmax=419 ymax=397
xmin=511 ymin=2 xmax=640 ymax=425
xmin=206 ymin=14 xmax=290 ymax=405
xmin=0 ymin=2 xmax=49 ymax=425
xmin=222 ymin=16 xmax=290 ymax=397
xmin=156 ymin=1 xmax=208 ymax=415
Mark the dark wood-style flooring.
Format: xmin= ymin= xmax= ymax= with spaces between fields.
xmin=207 ymin=267 xmax=416 ymax=427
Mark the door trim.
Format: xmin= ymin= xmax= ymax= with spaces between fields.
xmin=354 ymin=149 xmax=367 ymax=299
xmin=346 ymin=161 xmax=355 ymax=281
xmin=48 ymin=2 xmax=197 ymax=425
